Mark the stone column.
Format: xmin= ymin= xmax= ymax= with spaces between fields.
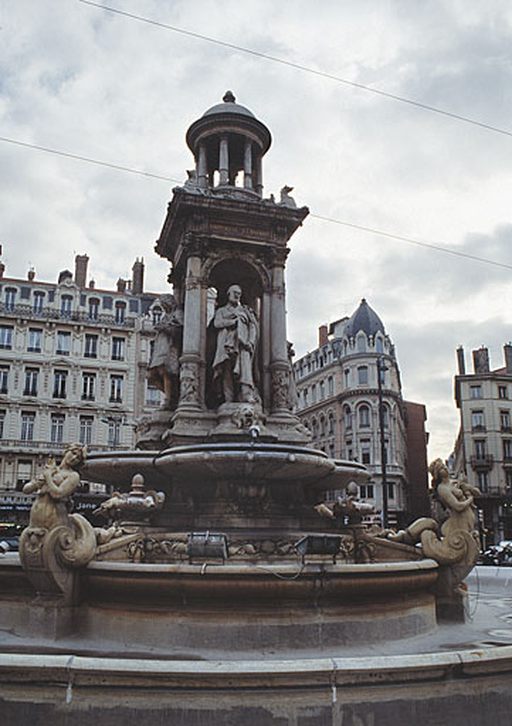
xmin=270 ymin=262 xmax=291 ymax=413
xmin=243 ymin=140 xmax=253 ymax=190
xmin=197 ymin=143 xmax=207 ymax=189
xmin=254 ymin=154 xmax=263 ymax=197
xmin=178 ymin=252 xmax=203 ymax=408
xmin=219 ymin=135 xmax=229 ymax=186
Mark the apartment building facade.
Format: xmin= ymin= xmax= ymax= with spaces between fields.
xmin=0 ymin=254 xmax=163 ymax=522
xmin=453 ymin=344 xmax=512 ymax=544
xmin=293 ymin=299 xmax=429 ymax=527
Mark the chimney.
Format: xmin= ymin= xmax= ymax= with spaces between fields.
xmin=27 ymin=268 xmax=35 ymax=281
xmin=318 ymin=324 xmax=328 ymax=347
xmin=132 ymin=257 xmax=144 ymax=295
xmin=117 ymin=278 xmax=127 ymax=293
xmin=74 ymin=254 xmax=89 ymax=288
xmin=504 ymin=343 xmax=512 ymax=374
xmin=456 ymin=346 xmax=466 ymax=375
xmin=472 ymin=346 xmax=490 ymax=374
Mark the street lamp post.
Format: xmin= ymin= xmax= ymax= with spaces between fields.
xmin=376 ymin=357 xmax=389 ymax=528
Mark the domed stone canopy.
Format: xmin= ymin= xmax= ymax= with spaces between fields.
xmin=185 ymin=93 xmax=271 ymax=194
xmin=345 ymin=298 xmax=385 ymax=338
xmin=203 ymin=90 xmax=256 ymax=119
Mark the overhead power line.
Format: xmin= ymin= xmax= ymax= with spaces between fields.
xmin=0 ymin=135 xmax=179 ymax=183
xmin=1 ymin=133 xmax=511 ymax=272
xmin=78 ymin=0 xmax=512 ymax=139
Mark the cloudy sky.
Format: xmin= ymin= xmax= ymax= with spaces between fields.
xmin=1 ymin=0 xmax=512 ymax=459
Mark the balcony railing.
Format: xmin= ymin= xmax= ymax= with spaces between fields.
xmin=470 ymin=454 xmax=494 ymax=470
xmin=0 ymin=302 xmax=136 ymax=328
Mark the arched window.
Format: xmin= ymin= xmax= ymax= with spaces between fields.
xmin=319 ymin=415 xmax=326 ymax=436
xmin=383 ymin=404 xmax=390 ymax=429
xmin=328 ymin=412 xmax=335 ymax=435
xmin=375 ymin=336 xmax=384 ymax=353
xmin=312 ymin=418 xmax=318 ymax=439
xmin=344 ymin=405 xmax=352 ymax=429
xmin=359 ymin=404 xmax=370 ymax=428
xmin=357 ymin=334 xmax=366 ymax=352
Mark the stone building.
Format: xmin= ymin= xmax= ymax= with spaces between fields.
xmin=453 ymin=344 xmax=512 ymax=544
xmin=293 ymin=299 xmax=429 ymax=526
xmin=0 ymin=254 xmax=161 ymax=522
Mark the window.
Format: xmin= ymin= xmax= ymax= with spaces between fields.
xmin=115 ymin=302 xmax=126 ymax=324
xmin=79 ymin=416 xmax=94 ymax=446
xmin=319 ymin=416 xmax=326 ymax=436
xmin=152 ymin=306 xmax=162 ymax=325
xmin=357 ymin=366 xmax=368 ymax=385
xmin=112 ymin=337 xmax=125 ymax=361
xmin=56 ymin=331 xmax=71 ymax=356
xmin=470 ymin=385 xmax=482 ymax=399
xmin=357 ymin=335 xmax=366 ymax=353
xmin=477 ymin=471 xmax=489 ymax=492
xmin=0 ymin=325 xmax=13 ymax=349
xmin=328 ymin=376 xmax=334 ymax=397
xmin=504 ymin=440 xmax=512 ymax=461
xmin=33 ymin=291 xmax=45 ymax=314
xmin=319 ymin=380 xmax=325 ymax=400
xmin=60 ymin=295 xmax=73 ymax=318
xmin=0 ymin=410 xmax=5 ymax=438
xmin=344 ymin=405 xmax=352 ymax=429
xmin=474 ymin=439 xmax=487 ymax=459
xmin=506 ymin=470 xmax=512 ymax=490
xmin=359 ymin=404 xmax=370 ymax=428
xmin=501 ymin=410 xmax=511 ymax=431
xmin=328 ymin=412 xmax=335 ymax=435
xmin=4 ymin=287 xmax=16 ymax=311
xmin=20 ymin=412 xmax=35 ymax=441
xmin=108 ymin=419 xmax=121 ymax=447
xmin=303 ymin=388 xmax=308 ymax=407
xmin=383 ymin=405 xmax=390 ymax=429
xmin=375 ymin=337 xmax=384 ymax=354
xmin=84 ymin=334 xmax=98 ymax=358
xmin=82 ymin=372 xmax=96 ymax=401
xmin=311 ymin=384 xmax=317 ymax=403
xmin=344 ymin=369 xmax=350 ymax=387
xmin=53 ymin=370 xmax=68 ymax=399
xmin=50 ymin=414 xmax=65 ymax=444
xmin=361 ymin=440 xmax=371 ymax=465
xmin=359 ymin=484 xmax=375 ymax=499
xmin=499 ymin=385 xmax=508 ymax=400
xmin=88 ymin=298 xmax=100 ymax=320
xmin=110 ymin=375 xmax=123 ymax=403
xmin=23 ymin=368 xmax=39 ymax=397
xmin=471 ymin=410 xmax=485 ymax=430
xmin=387 ymin=482 xmax=395 ymax=500
xmin=146 ymin=385 xmax=162 ymax=406
xmin=311 ymin=418 xmax=318 ymax=439
xmin=16 ymin=460 xmax=33 ymax=491
xmin=0 ymin=366 xmax=8 ymax=394
xmin=328 ymin=442 xmax=335 ymax=458
xmin=28 ymin=328 xmax=42 ymax=352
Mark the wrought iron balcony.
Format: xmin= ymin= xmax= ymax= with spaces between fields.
xmin=0 ymin=302 xmax=136 ymax=328
xmin=470 ymin=454 xmax=494 ymax=470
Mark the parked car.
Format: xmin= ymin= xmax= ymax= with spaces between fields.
xmin=480 ymin=540 xmax=512 ymax=566
xmin=0 ymin=524 xmax=23 ymax=553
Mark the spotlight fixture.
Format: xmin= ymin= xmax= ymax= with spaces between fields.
xmin=187 ymin=531 xmax=228 ymax=561
xmin=294 ymin=534 xmax=342 ymax=563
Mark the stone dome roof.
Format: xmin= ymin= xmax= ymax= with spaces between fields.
xmin=345 ymin=299 xmax=385 ymax=338
xmin=203 ymin=91 xmax=255 ymax=119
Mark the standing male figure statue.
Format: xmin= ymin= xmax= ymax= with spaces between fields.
xmin=213 ymin=284 xmax=259 ymax=404
xmin=147 ymin=294 xmax=183 ymax=409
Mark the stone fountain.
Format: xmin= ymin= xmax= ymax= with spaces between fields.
xmin=1 ymin=93 xmax=510 ymax=725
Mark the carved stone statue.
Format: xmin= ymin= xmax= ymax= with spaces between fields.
xmin=212 ymin=284 xmax=259 ymax=404
xmin=315 ymin=482 xmax=375 ymax=526
xmin=148 ymin=294 xmax=184 ymax=409
xmin=19 ymin=443 xmax=96 ymax=603
xmin=279 ymin=185 xmax=297 ymax=208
